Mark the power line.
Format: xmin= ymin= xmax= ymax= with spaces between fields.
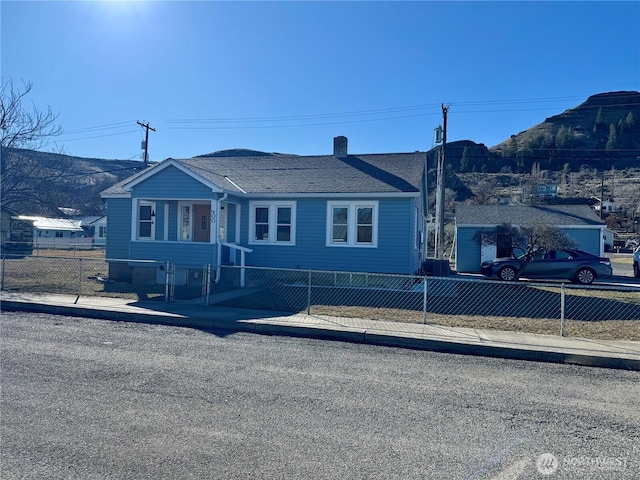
xmin=50 ymin=93 xmax=638 ymax=136
xmin=57 ymin=129 xmax=140 ymax=142
xmin=163 ymin=94 xmax=637 ymax=126
xmin=60 ymin=121 xmax=137 ymax=135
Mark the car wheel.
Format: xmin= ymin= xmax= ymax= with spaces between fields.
xmin=575 ymin=267 xmax=595 ymax=285
xmin=498 ymin=266 xmax=517 ymax=281
xmin=635 ymin=263 xmax=640 ymax=278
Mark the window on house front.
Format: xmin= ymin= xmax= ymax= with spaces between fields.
xmin=138 ymin=202 xmax=155 ymax=240
xmin=356 ymin=207 xmax=373 ymax=243
xmin=327 ymin=201 xmax=378 ymax=247
xmin=276 ymin=207 xmax=292 ymax=242
xmin=98 ymin=226 xmax=107 ymax=238
xmin=332 ymin=207 xmax=348 ymax=243
xmin=249 ymin=202 xmax=296 ymax=245
xmin=254 ymin=207 xmax=269 ymax=241
xmin=55 ymin=231 xmax=64 ymax=238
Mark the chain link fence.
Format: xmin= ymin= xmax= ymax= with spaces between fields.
xmin=2 ymin=254 xmax=639 ymax=341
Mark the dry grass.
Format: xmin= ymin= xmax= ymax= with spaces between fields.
xmin=32 ymin=248 xmax=106 ymax=258
xmin=309 ymin=305 xmax=640 ymax=341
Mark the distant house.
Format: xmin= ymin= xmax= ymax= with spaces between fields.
xmin=100 ymin=137 xmax=429 ymax=283
xmin=522 ymin=183 xmax=558 ymax=201
xmin=455 ymin=204 xmax=607 ymax=273
xmin=18 ymin=216 xmax=92 ymax=250
xmin=593 ymin=200 xmax=620 ymax=215
xmin=80 ymin=216 xmax=107 ymax=246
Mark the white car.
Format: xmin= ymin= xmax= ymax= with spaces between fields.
xmin=634 ymin=246 xmax=640 ymax=278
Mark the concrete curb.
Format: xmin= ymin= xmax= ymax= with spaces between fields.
xmin=363 ymin=331 xmax=640 ymax=371
xmin=2 ymin=299 xmax=639 ymax=371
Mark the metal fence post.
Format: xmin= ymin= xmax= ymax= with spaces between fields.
xmin=164 ymin=261 xmax=170 ymax=302
xmin=170 ymin=263 xmax=176 ymax=302
xmin=423 ymin=277 xmax=428 ymax=325
xmin=203 ymin=264 xmax=212 ymax=305
xmin=307 ymin=270 xmax=312 ymax=315
xmin=78 ymin=258 xmax=83 ymax=297
xmin=1 ymin=255 xmax=5 ymax=291
xmin=560 ymin=283 xmax=566 ymax=337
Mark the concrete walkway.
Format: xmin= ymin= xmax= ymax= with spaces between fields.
xmin=2 ymin=292 xmax=639 ymax=371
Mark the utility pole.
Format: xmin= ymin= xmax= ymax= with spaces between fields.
xmin=437 ymin=104 xmax=449 ymax=259
xmin=137 ymin=121 xmax=156 ymax=168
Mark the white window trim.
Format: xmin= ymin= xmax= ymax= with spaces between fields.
xmin=134 ymin=200 xmax=156 ymax=241
xmin=326 ymin=201 xmax=378 ymax=248
xmin=249 ymin=201 xmax=296 ymax=246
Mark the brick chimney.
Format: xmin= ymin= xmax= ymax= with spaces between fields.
xmin=333 ymin=136 xmax=348 ymax=157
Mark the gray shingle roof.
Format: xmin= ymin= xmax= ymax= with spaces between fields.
xmin=455 ymin=204 xmax=605 ymax=226
xmin=102 ymin=152 xmax=426 ymax=197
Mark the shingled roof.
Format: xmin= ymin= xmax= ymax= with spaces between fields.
xmin=456 ymin=204 xmax=605 ymax=226
xmin=102 ymin=152 xmax=426 ymax=197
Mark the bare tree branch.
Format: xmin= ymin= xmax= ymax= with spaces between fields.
xmin=1 ymin=78 xmax=67 ymax=214
xmin=1 ymin=78 xmax=61 ymax=150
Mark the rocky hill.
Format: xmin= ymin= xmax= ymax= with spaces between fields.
xmin=428 ymin=91 xmax=640 ymax=176
xmin=492 ymin=91 xmax=640 ymax=171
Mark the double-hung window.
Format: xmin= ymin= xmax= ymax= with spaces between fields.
xmin=138 ymin=201 xmax=155 ymax=240
xmin=327 ymin=201 xmax=378 ymax=247
xmin=250 ymin=201 xmax=296 ymax=245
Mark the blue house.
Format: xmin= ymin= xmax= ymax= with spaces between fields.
xmin=100 ymin=137 xmax=429 ymax=283
xmin=455 ymin=204 xmax=607 ymax=273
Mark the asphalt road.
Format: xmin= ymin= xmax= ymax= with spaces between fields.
xmin=2 ymin=312 xmax=639 ymax=480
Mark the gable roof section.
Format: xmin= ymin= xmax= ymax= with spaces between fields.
xmin=456 ymin=204 xmax=605 ymax=227
xmin=122 ymin=159 xmax=224 ymax=193
xmin=101 ymin=152 xmax=426 ymax=198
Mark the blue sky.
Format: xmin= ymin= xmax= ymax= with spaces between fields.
xmin=2 ymin=1 xmax=639 ymax=162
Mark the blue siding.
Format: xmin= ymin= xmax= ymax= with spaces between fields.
xmin=239 ymin=197 xmax=418 ymax=274
xmin=154 ymin=202 xmax=166 ymax=241
xmin=105 ymin=198 xmax=132 ymax=259
xmin=455 ymin=227 xmax=482 ymax=273
xmin=226 ymin=203 xmax=238 ymax=242
xmin=167 ymin=201 xmax=178 ymax=241
xmin=130 ymin=241 xmax=217 ymax=265
xmin=561 ymin=228 xmax=601 ymax=256
xmin=411 ymin=197 xmax=427 ymax=272
xmin=132 ymin=166 xmax=216 ymax=199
